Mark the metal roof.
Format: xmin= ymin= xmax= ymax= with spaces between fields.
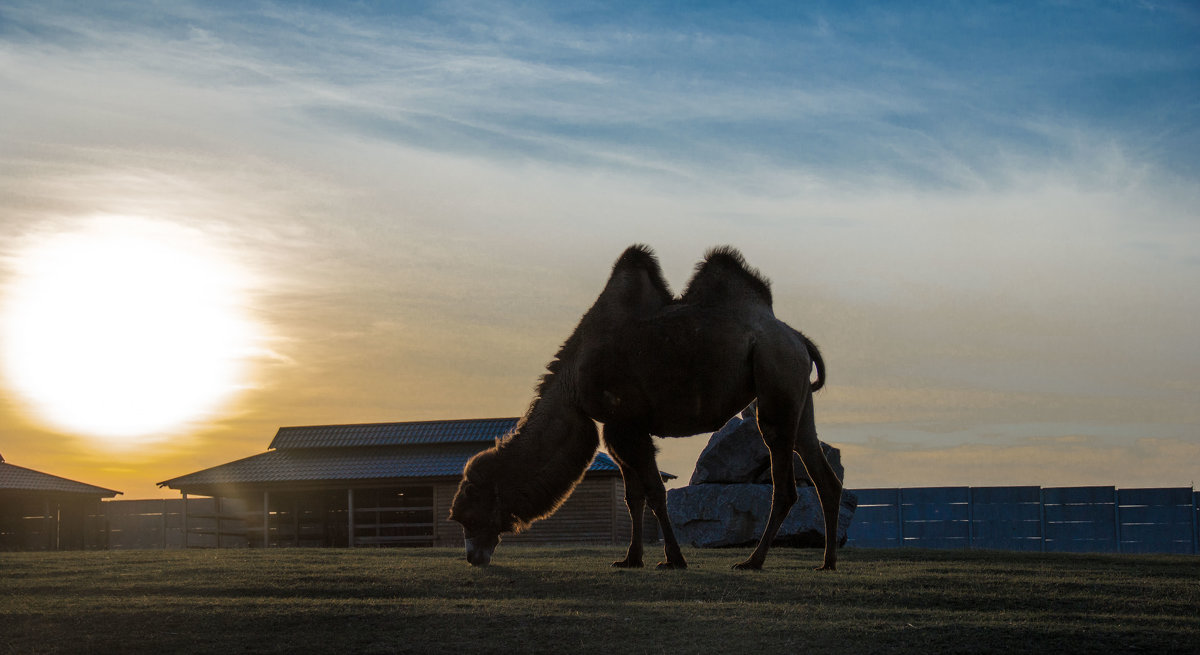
xmin=268 ymin=417 xmax=521 ymax=450
xmin=159 ymin=444 xmax=620 ymax=491
xmin=161 ymin=418 xmax=673 ymax=493
xmin=0 ymin=461 xmax=121 ymax=497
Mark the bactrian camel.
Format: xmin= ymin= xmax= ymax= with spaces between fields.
xmin=450 ymin=245 xmax=842 ymax=570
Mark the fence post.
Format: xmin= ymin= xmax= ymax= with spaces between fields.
xmin=1114 ymin=487 xmax=1122 ymax=554
xmin=1039 ymin=487 xmax=1046 ymax=553
xmin=1193 ymin=488 xmax=1198 ymax=556
xmin=897 ymin=488 xmax=905 ymax=546
xmin=967 ymin=487 xmax=975 ymax=550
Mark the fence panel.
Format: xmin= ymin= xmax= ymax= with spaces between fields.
xmin=102 ymin=498 xmax=247 ymax=549
xmin=971 ymin=486 xmax=1042 ymax=551
xmin=845 ymin=489 xmax=900 ymax=548
xmin=105 ymin=499 xmax=171 ymax=550
xmin=900 ymin=487 xmax=969 ymax=550
xmin=1118 ymin=488 xmax=1194 ymax=554
xmin=848 ymin=486 xmax=1196 ymax=555
xmin=1042 ymin=486 xmax=1118 ymax=553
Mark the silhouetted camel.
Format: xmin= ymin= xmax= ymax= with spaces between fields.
xmin=450 ymin=245 xmax=842 ymax=570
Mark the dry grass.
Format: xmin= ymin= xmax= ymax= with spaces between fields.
xmin=3 ymin=546 xmax=1198 ymax=654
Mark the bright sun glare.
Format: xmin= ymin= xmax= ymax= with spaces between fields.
xmin=1 ymin=217 xmax=258 ymax=447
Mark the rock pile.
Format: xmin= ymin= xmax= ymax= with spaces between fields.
xmin=666 ymin=404 xmax=858 ymax=548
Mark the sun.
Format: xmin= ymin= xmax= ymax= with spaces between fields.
xmin=1 ymin=216 xmax=259 ymax=447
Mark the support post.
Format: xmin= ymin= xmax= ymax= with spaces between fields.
xmin=44 ymin=500 xmax=55 ymax=551
xmin=263 ymin=490 xmax=270 ymax=548
xmin=431 ymin=486 xmax=438 ymax=544
xmin=347 ymin=488 xmax=355 ymax=548
xmin=181 ymin=492 xmax=188 ymax=549
xmin=610 ymin=478 xmax=618 ymax=546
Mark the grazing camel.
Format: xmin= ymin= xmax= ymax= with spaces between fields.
xmin=450 ymin=245 xmax=841 ymax=570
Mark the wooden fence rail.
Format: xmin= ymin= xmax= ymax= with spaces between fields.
xmin=847 ymin=486 xmax=1200 ymax=555
xmin=103 ymin=498 xmax=248 ymax=549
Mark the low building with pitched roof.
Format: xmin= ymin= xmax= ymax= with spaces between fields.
xmin=0 ymin=452 xmax=120 ymax=551
xmin=159 ymin=418 xmax=667 ymax=548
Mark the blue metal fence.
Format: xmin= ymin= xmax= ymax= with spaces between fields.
xmin=847 ymin=486 xmax=1199 ymax=555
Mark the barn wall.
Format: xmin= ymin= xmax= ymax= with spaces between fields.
xmin=0 ymin=493 xmax=107 ymax=551
xmin=506 ymin=477 xmax=618 ymax=545
xmin=433 ymin=480 xmax=459 ymax=546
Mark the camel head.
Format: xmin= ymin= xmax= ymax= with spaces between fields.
xmin=449 ymin=454 xmax=510 ymax=566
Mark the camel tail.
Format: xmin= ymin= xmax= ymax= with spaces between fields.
xmin=796 ymin=330 xmax=825 ymax=392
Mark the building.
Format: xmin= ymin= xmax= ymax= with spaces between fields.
xmin=159 ymin=418 xmax=667 ymax=548
xmin=0 ymin=452 xmax=120 ymax=551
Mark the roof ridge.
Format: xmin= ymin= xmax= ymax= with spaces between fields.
xmin=268 ymin=417 xmax=522 ymax=450
xmin=275 ymin=417 xmax=520 ymax=431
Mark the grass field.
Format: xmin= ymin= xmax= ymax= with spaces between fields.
xmin=3 ymin=546 xmax=1198 ymax=654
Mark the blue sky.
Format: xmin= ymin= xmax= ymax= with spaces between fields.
xmin=1 ymin=0 xmax=1197 ymax=497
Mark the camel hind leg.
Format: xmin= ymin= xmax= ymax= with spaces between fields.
xmin=793 ymin=386 xmax=843 ymax=570
xmin=735 ymin=329 xmax=841 ymax=571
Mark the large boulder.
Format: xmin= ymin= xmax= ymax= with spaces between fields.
xmin=667 ymin=484 xmax=858 ymax=548
xmin=689 ymin=403 xmax=845 ymax=487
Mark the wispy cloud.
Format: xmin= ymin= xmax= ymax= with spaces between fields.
xmin=1 ymin=0 xmax=1197 ymax=496
xmin=6 ymin=0 xmax=1195 ymax=191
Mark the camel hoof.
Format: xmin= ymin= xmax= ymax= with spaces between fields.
xmin=611 ymin=559 xmax=644 ymax=568
xmin=731 ymin=560 xmax=762 ymax=571
xmin=655 ymin=561 xmax=686 ymax=570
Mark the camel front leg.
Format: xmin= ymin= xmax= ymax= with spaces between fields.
xmin=733 ymin=405 xmax=798 ymax=570
xmin=642 ymin=471 xmax=686 ymax=569
xmin=610 ymin=457 xmax=646 ymax=568
xmin=732 ymin=440 xmax=797 ymax=570
xmin=604 ymin=425 xmax=686 ymax=570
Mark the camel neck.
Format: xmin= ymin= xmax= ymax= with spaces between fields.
xmin=497 ymin=380 xmax=600 ymax=524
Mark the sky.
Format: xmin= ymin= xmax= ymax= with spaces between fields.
xmin=1 ymin=0 xmax=1197 ymax=500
